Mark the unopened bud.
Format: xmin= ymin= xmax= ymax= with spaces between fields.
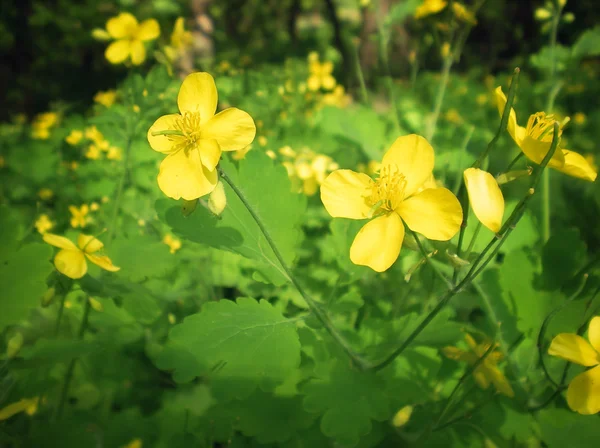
xmin=392 ymin=405 xmax=413 ymax=428
xmin=208 ymin=181 xmax=227 ymax=216
xmin=534 ymin=8 xmax=552 ymax=21
xmin=562 ymin=12 xmax=574 ymax=23
xmin=181 ymin=199 xmax=198 ymax=217
xmin=6 ymin=332 xmax=24 ymax=359
xmin=529 ymin=188 xmax=535 ymax=195
xmin=41 ymin=287 xmax=56 ymax=306
xmin=91 ymin=28 xmax=111 ymax=41
xmin=88 ymin=297 xmax=103 ymax=312
xmin=557 ymin=0 xmax=567 ymax=8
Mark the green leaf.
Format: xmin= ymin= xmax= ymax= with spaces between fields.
xmin=156 ymin=298 xmax=301 ymax=400
xmin=538 ymin=407 xmax=600 ymax=447
xmin=157 ymin=150 xmax=306 ymax=285
xmin=572 ymin=26 xmax=600 ymax=59
xmin=541 ymin=228 xmax=587 ymax=290
xmin=530 ymin=45 xmax=571 ymax=73
xmin=111 ymin=236 xmax=174 ymax=282
xmin=302 ymin=360 xmax=390 ymax=447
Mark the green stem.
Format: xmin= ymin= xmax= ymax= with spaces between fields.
xmin=409 ymin=229 xmax=452 ymax=289
xmin=425 ymin=55 xmax=453 ymax=142
xmin=351 ymin=40 xmax=369 ymax=105
xmin=367 ymin=123 xmax=561 ymax=371
xmin=452 ymin=190 xmax=468 ymax=286
xmin=54 ymin=298 xmax=92 ymax=419
xmin=218 ymin=168 xmax=369 ymax=370
xmin=464 ymin=221 xmax=482 ymax=258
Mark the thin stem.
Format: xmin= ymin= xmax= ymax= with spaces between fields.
xmin=375 ymin=16 xmax=402 ymax=133
xmin=425 ymin=55 xmax=453 ymax=142
xmin=218 ymin=167 xmax=369 ymax=370
xmin=107 ymin=127 xmax=135 ymax=245
xmin=503 ymin=152 xmax=525 ymax=173
xmin=367 ymin=123 xmax=561 ymax=371
xmin=54 ymin=298 xmax=92 ymax=419
xmin=351 ymin=40 xmax=369 ymax=105
xmin=409 ymin=229 xmax=453 ymax=289
xmin=464 ymin=222 xmax=482 ymax=258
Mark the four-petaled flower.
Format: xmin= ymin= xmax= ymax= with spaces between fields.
xmin=307 ymin=54 xmax=336 ymax=92
xmin=548 ymin=316 xmax=600 ymax=414
xmin=104 ymin=12 xmax=160 ymax=65
xmin=495 ymin=87 xmax=597 ymax=182
xmin=165 ymin=17 xmax=193 ymax=62
xmin=69 ymin=204 xmax=91 ymax=228
xmin=147 ymin=72 xmax=256 ymax=200
xmin=320 ymin=134 xmax=462 ymax=272
xmin=443 ymin=334 xmax=514 ymax=397
xmin=43 ymin=233 xmax=120 ymax=279
xmin=35 ymin=214 xmax=54 ymax=234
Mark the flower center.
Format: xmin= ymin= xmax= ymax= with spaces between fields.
xmin=170 ymin=112 xmax=202 ymax=152
xmin=526 ymin=112 xmax=566 ymax=142
xmin=368 ymin=164 xmax=407 ymax=214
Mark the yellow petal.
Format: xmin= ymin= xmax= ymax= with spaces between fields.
xmin=0 ymin=398 xmax=39 ymax=421
xmin=464 ymin=168 xmax=504 ymax=233
xmin=397 ymin=187 xmax=462 ymax=240
xmin=322 ymin=75 xmax=337 ymax=91
xmin=566 ymin=365 xmax=600 ymax=415
xmin=43 ymin=233 xmax=77 ymax=250
xmin=77 ymin=234 xmax=103 ymax=253
xmin=548 ymin=333 xmax=600 ymax=367
xmin=201 ymin=108 xmax=256 ymax=152
xmin=307 ymin=75 xmax=321 ymax=91
xmin=381 ymin=135 xmax=435 ymax=197
xmin=198 ymin=139 xmax=222 ymax=171
xmin=494 ymin=86 xmax=523 ymax=144
xmin=520 ymin=134 xmax=565 ymax=167
xmin=588 ymin=316 xmax=600 ymax=354
xmin=147 ymin=114 xmax=181 ymax=154
xmin=350 ymin=213 xmax=404 ymax=272
xmin=473 ymin=367 xmax=491 ymax=390
xmin=130 ymin=40 xmax=146 ymax=65
xmin=320 ymin=170 xmax=373 ymax=219
xmin=442 ymin=346 xmax=472 ymax=362
xmin=106 ymin=12 xmax=138 ymax=39
xmin=556 ymin=149 xmax=598 ymax=182
xmin=157 ymin=148 xmax=218 ymax=200
xmin=105 ymin=40 xmax=131 ymax=64
xmin=54 ymin=249 xmax=87 ymax=279
xmin=137 ymin=19 xmax=160 ymax=41
xmin=85 ymin=254 xmax=120 ymax=272
xmin=485 ymin=364 xmax=515 ymax=397
xmin=177 ymin=72 xmax=218 ymax=122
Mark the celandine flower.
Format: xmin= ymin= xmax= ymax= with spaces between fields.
xmin=548 ymin=316 xmax=600 ymax=414
xmin=495 ymin=87 xmax=597 ymax=182
xmin=320 ymin=135 xmax=462 ymax=272
xmin=147 ymin=72 xmax=256 ymax=200
xmin=463 ymin=168 xmax=505 ymax=233
xmin=443 ymin=334 xmax=514 ymax=397
xmin=69 ymin=204 xmax=91 ymax=228
xmin=165 ymin=17 xmax=193 ymax=61
xmin=104 ymin=12 xmax=160 ymax=65
xmin=43 ymin=233 xmax=120 ymax=279
xmin=307 ymin=54 xmax=336 ymax=92
xmin=415 ymin=0 xmax=447 ymax=19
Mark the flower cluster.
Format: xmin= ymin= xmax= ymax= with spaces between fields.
xmin=31 ymin=112 xmax=59 ymax=140
xmin=164 ymin=17 xmax=193 ymax=62
xmin=307 ymin=52 xmax=336 ymax=92
xmin=66 ymin=125 xmax=122 ymax=161
xmin=279 ymin=146 xmax=339 ymax=196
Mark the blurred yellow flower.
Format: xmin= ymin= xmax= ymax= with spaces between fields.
xmin=548 ymin=316 xmax=600 ymax=414
xmin=452 ymin=3 xmax=477 ymax=24
xmin=307 ymin=55 xmax=336 ymax=92
xmin=43 ymin=233 xmax=120 ymax=279
xmin=66 ymin=130 xmax=83 ymax=145
xmin=444 ymin=108 xmax=462 ymax=124
xmin=443 ymin=334 xmax=514 ymax=397
xmin=322 ymin=85 xmax=351 ymax=108
xmin=258 ymin=136 xmax=268 ymax=147
xmin=94 ymin=90 xmax=117 ymax=107
xmin=282 ymin=148 xmax=338 ymax=196
xmin=89 ymin=297 xmax=104 ymax=312
xmin=69 ymin=204 xmax=91 ymax=228
xmin=35 ymin=214 xmax=54 ymax=234
xmin=165 ymin=17 xmax=193 ymax=61
xmin=123 ymin=438 xmax=143 ymax=448
xmin=38 ymin=188 xmax=54 ymax=200
xmin=163 ymin=234 xmax=181 ymax=254
xmin=415 ymin=0 xmax=447 ymax=19
xmin=321 ymin=135 xmax=462 ymax=272
xmin=496 ymin=87 xmax=597 ymax=182
xmin=104 ymin=12 xmax=160 ymax=65
xmin=31 ymin=112 xmax=59 ymax=139
xmin=147 ymin=72 xmax=256 ymax=200
xmin=85 ymin=144 xmax=102 ymax=160
xmin=573 ymin=112 xmax=586 ymax=125
xmin=0 ymin=397 xmax=39 ymax=421
xmin=476 ymin=93 xmax=488 ymax=105
xmin=392 ymin=405 xmax=413 ymax=428
xmin=464 ymin=168 xmax=504 ymax=233
xmin=107 ymin=146 xmax=122 ymax=160
xmin=90 ymin=202 xmax=100 ymax=211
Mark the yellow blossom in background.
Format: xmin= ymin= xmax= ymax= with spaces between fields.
xmin=496 ymin=87 xmax=597 ymax=182
xmin=103 ymin=12 xmax=160 ymax=65
xmin=89 ymin=297 xmax=104 ymax=312
xmin=163 ymin=234 xmax=181 ymax=254
xmin=281 ymin=147 xmax=338 ymax=196
xmin=31 ymin=112 xmax=59 ymax=139
xmin=94 ymin=90 xmax=117 ymax=107
xmin=307 ymin=54 xmax=336 ymax=92
xmin=0 ymin=397 xmax=39 ymax=421
xmin=90 ymin=202 xmax=100 ymax=211
xmin=452 ymin=2 xmax=477 ymax=24
xmin=66 ymin=130 xmax=83 ymax=145
xmin=84 ymin=126 xmax=109 ymax=149
xmin=69 ymin=204 xmax=91 ymax=228
xmin=322 ymin=85 xmax=351 ymax=108
xmin=443 ymin=334 xmax=514 ymax=397
xmin=258 ymin=136 xmax=268 ymax=147
xmin=147 ymin=72 xmax=256 ymax=200
xmin=123 ymin=438 xmax=143 ymax=448
xmin=463 ymin=168 xmax=505 ymax=233
xmin=35 ymin=214 xmax=54 ymax=234
xmin=165 ymin=17 xmax=193 ymax=62
xmin=43 ymin=233 xmax=120 ymax=279
xmin=321 ymin=135 xmax=462 ymax=272
xmin=444 ymin=108 xmax=462 ymax=124
xmin=415 ymin=0 xmax=447 ymax=19
xmin=107 ymin=146 xmax=123 ymax=160
xmin=38 ymin=188 xmax=54 ymax=200
xmin=476 ymin=93 xmax=488 ymax=106
xmin=573 ymin=112 xmax=586 ymax=125
xmin=392 ymin=405 xmax=413 ymax=428
xmin=548 ymin=316 xmax=600 ymax=414
xmin=85 ymin=144 xmax=102 ymax=160
xmin=232 ymin=144 xmax=253 ymax=161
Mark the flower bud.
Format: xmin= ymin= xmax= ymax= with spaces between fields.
xmin=392 ymin=405 xmax=413 ymax=428
xmin=41 ymin=287 xmax=56 ymax=306
xmin=6 ymin=332 xmax=24 ymax=359
xmin=91 ymin=28 xmax=111 ymax=41
xmin=208 ymin=181 xmax=227 ymax=216
xmin=562 ymin=12 xmax=575 ymax=23
xmin=181 ymin=199 xmax=198 ymax=216
xmin=534 ymin=8 xmax=552 ymax=21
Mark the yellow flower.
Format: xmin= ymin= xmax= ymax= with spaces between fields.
xmin=31 ymin=112 xmax=59 ymax=139
xmin=107 ymin=146 xmax=122 ymax=160
xmin=573 ymin=112 xmax=586 ymax=125
xmin=322 ymin=85 xmax=351 ymax=108
xmin=43 ymin=233 xmax=120 ymax=279
xmin=69 ymin=204 xmax=91 ymax=228
xmin=452 ymin=3 xmax=477 ymax=24
xmin=85 ymin=144 xmax=102 ymax=160
xmin=35 ymin=214 xmax=54 ymax=234
xmin=163 ymin=234 xmax=181 ymax=254
xmin=66 ymin=130 xmax=83 ymax=145
xmin=463 ymin=168 xmax=505 ymax=233
xmin=495 ymin=87 xmax=597 ymax=182
xmin=476 ymin=93 xmax=488 ymax=105
xmin=307 ymin=56 xmax=336 ymax=92
xmin=320 ymin=135 xmax=462 ymax=272
xmin=104 ymin=12 xmax=160 ymax=65
xmin=94 ymin=90 xmax=117 ymax=107
xmin=548 ymin=316 xmax=600 ymax=414
xmin=444 ymin=108 xmax=462 ymax=124
xmin=165 ymin=17 xmax=193 ymax=61
xmin=415 ymin=0 xmax=448 ymax=19
xmin=392 ymin=405 xmax=413 ymax=428
xmin=123 ymin=438 xmax=143 ymax=448
xmin=147 ymin=72 xmax=256 ymax=200
xmin=84 ymin=126 xmax=108 ymax=148
xmin=38 ymin=188 xmax=54 ymax=200
xmin=0 ymin=397 xmax=39 ymax=421
xmin=90 ymin=202 xmax=100 ymax=211
xmin=443 ymin=334 xmax=514 ymax=397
